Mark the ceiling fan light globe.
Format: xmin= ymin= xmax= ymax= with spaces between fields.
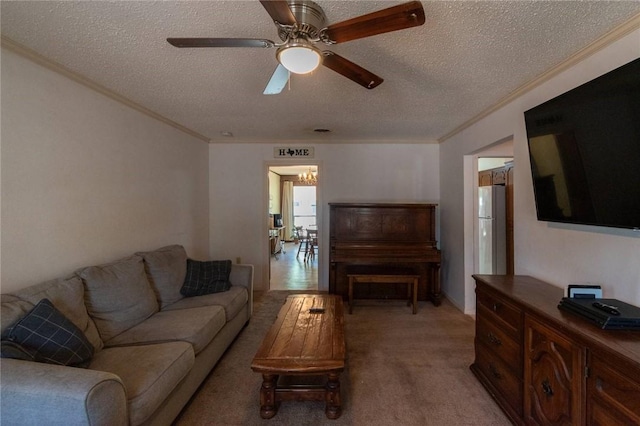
xmin=277 ymin=46 xmax=321 ymax=74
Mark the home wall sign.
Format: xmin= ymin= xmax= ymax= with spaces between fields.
xmin=274 ymin=147 xmax=315 ymax=158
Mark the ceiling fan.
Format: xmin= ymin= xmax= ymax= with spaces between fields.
xmin=167 ymin=0 xmax=425 ymax=94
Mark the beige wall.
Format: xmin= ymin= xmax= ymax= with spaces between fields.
xmin=440 ymin=29 xmax=640 ymax=313
xmin=7 ymin=27 xmax=636 ymax=309
xmin=209 ymin=143 xmax=440 ymax=291
xmin=1 ymin=48 xmax=210 ymax=292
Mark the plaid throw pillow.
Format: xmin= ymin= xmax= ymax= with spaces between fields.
xmin=180 ymin=259 xmax=232 ymax=297
xmin=1 ymin=298 xmax=94 ymax=368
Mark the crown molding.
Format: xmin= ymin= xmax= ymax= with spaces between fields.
xmin=1 ymin=36 xmax=211 ymax=143
xmin=438 ymin=12 xmax=640 ymax=143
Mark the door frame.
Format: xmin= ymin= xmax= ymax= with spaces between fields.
xmin=264 ymin=161 xmax=322 ymax=291
xmin=463 ymin=137 xmax=513 ymax=314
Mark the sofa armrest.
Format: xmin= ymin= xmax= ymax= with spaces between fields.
xmin=230 ymin=263 xmax=254 ymax=317
xmin=1 ymin=358 xmax=128 ymax=426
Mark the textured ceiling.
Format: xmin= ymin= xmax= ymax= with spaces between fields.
xmin=2 ymin=1 xmax=639 ymax=143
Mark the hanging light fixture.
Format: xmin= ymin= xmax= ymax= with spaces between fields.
xmin=277 ymin=38 xmax=322 ymax=74
xmin=298 ymin=167 xmax=318 ymax=185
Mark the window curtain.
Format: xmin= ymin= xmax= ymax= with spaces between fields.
xmin=282 ymin=181 xmax=294 ymax=241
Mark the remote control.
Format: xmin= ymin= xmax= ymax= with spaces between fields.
xmin=309 ymin=307 xmax=325 ymax=314
xmin=592 ymin=301 xmax=620 ymax=316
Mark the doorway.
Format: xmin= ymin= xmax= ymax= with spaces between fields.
xmin=477 ymin=157 xmax=513 ymax=275
xmin=268 ymin=165 xmax=319 ymax=291
xmin=462 ymin=138 xmax=513 ymax=314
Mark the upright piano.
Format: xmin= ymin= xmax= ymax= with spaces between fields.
xmin=329 ymin=203 xmax=442 ymax=305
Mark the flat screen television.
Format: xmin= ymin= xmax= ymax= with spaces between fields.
xmin=524 ymin=58 xmax=640 ymax=230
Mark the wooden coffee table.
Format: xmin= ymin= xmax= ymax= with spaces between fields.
xmin=251 ymin=294 xmax=345 ymax=419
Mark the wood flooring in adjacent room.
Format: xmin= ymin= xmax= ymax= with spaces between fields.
xmin=269 ymin=242 xmax=318 ymax=291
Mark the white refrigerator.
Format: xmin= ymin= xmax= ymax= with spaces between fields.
xmin=478 ymin=185 xmax=507 ymax=274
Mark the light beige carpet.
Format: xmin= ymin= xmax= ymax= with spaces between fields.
xmin=174 ymin=291 xmax=511 ymax=425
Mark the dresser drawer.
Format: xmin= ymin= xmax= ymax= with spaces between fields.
xmin=587 ymin=352 xmax=640 ymax=424
xmin=476 ymin=342 xmax=523 ymax=416
xmin=476 ymin=309 xmax=522 ymax=376
xmin=524 ymin=315 xmax=584 ymax=425
xmin=476 ymin=289 xmax=522 ymax=337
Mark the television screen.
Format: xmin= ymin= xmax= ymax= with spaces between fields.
xmin=524 ymin=58 xmax=640 ymax=230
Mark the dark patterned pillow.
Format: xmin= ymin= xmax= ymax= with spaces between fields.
xmin=181 ymin=259 xmax=232 ymax=297
xmin=0 ymin=298 xmax=94 ymax=368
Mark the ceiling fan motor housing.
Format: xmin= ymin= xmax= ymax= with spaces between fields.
xmin=277 ymin=0 xmax=327 ymax=41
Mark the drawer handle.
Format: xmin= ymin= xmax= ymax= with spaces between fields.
xmin=489 ymin=363 xmax=502 ymax=380
xmin=492 ymin=302 xmax=501 ymax=312
xmin=487 ymin=332 xmax=502 ymax=346
xmin=541 ymin=379 xmax=554 ymax=397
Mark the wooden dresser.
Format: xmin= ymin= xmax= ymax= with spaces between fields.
xmin=328 ymin=203 xmax=441 ymax=305
xmin=471 ymin=275 xmax=640 ymax=425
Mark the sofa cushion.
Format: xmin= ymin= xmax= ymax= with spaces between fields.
xmin=11 ymin=275 xmax=104 ymax=351
xmin=78 ymin=255 xmax=158 ymax=342
xmin=1 ymin=298 xmax=94 ymax=367
xmin=181 ymin=259 xmax=232 ymax=297
xmin=105 ymin=305 xmax=226 ymax=355
xmin=89 ymin=342 xmax=194 ymax=426
xmin=136 ymin=245 xmax=187 ymax=308
xmin=1 ymin=295 xmax=33 ymax=335
xmin=164 ymin=285 xmax=248 ymax=322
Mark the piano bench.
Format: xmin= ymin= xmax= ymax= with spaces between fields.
xmin=347 ymin=273 xmax=420 ymax=314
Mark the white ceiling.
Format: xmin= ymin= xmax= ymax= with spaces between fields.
xmin=2 ymin=1 xmax=639 ymax=144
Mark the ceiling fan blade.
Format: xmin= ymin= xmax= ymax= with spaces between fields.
xmin=259 ymin=0 xmax=297 ymax=26
xmin=322 ymin=52 xmax=383 ymax=90
xmin=264 ymin=64 xmax=290 ymax=95
xmin=323 ymin=1 xmax=425 ymax=44
xmin=167 ymin=38 xmax=275 ymax=48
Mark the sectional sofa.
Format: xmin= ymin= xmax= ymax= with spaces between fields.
xmin=0 ymin=244 xmax=253 ymax=425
